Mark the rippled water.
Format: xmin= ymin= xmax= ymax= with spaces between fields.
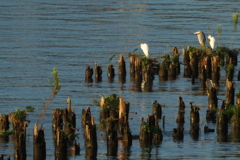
xmin=0 ymin=0 xmax=240 ymax=159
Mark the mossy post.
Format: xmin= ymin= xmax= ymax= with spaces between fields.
xmin=152 ymin=100 xmax=162 ymax=119
xmin=172 ymin=47 xmax=180 ymax=74
xmin=0 ymin=114 xmax=9 ymax=132
xmin=10 ymin=110 xmax=27 ymax=160
xmin=183 ymin=47 xmax=192 ymax=78
xmin=95 ymin=62 xmax=102 ymax=82
xmin=118 ymin=54 xmax=126 ymax=83
xmin=85 ymin=65 xmax=93 ymax=83
xmin=140 ymin=114 xmax=163 ymax=147
xmin=33 ymin=124 xmax=46 ymax=160
xmin=206 ymin=86 xmax=218 ymax=122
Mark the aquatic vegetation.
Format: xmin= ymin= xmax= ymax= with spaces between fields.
xmin=25 ymin=106 xmax=35 ymax=112
xmin=50 ymin=67 xmax=61 ymax=95
xmin=232 ymin=12 xmax=238 ymax=31
xmin=217 ymin=24 xmax=222 ymax=39
xmin=9 ymin=109 xmax=26 ymax=123
xmin=0 ymin=129 xmax=13 ymax=137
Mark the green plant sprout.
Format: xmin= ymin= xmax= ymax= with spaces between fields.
xmin=232 ymin=12 xmax=238 ymax=31
xmin=217 ymin=24 xmax=222 ymax=40
xmin=37 ymin=67 xmax=61 ymax=127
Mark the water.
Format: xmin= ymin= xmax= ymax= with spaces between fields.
xmin=0 ymin=0 xmax=240 ymax=159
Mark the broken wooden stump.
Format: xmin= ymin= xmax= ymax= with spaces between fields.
xmin=183 ymin=47 xmax=192 ymax=78
xmin=206 ymin=86 xmax=218 ymax=122
xmin=226 ymin=80 xmax=235 ymax=106
xmin=152 ymin=100 xmax=162 ymax=119
xmin=9 ymin=110 xmax=27 ymax=160
xmin=118 ymin=98 xmax=130 ymax=134
xmin=140 ymin=115 xmax=163 ymax=147
xmin=189 ymin=103 xmax=200 ymax=140
xmin=52 ymin=109 xmax=63 ymax=140
xmin=118 ymin=54 xmax=126 ymax=83
xmin=172 ymin=47 xmax=180 ymax=75
xmin=172 ymin=127 xmax=184 ymax=141
xmin=33 ymin=124 xmax=46 ymax=160
xmin=55 ymin=128 xmax=68 ymax=160
xmin=211 ymin=55 xmax=220 ymax=86
xmin=85 ymin=65 xmax=93 ymax=83
xmin=95 ymin=62 xmax=102 ymax=82
xmin=107 ymin=64 xmax=115 ymax=82
xmin=106 ymin=119 xmax=118 ymax=157
xmin=99 ymin=94 xmax=119 ymax=125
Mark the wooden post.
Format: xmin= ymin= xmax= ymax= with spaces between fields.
xmin=189 ymin=103 xmax=200 ymax=140
xmin=85 ymin=117 xmax=97 ymax=159
xmin=55 ymin=128 xmax=68 ymax=160
xmin=118 ymin=54 xmax=126 ymax=83
xmin=152 ymin=100 xmax=162 ymax=119
xmin=106 ymin=119 xmax=118 ymax=157
xmin=108 ymin=64 xmax=115 ymax=82
xmin=183 ymin=47 xmax=192 ymax=78
xmin=211 ymin=55 xmax=220 ymax=87
xmin=206 ymin=86 xmax=218 ymax=122
xmin=85 ymin=65 xmax=93 ymax=83
xmin=168 ymin=64 xmax=176 ymax=80
xmin=172 ymin=47 xmax=180 ymax=74
xmin=0 ymin=114 xmax=9 ymax=132
xmin=33 ymin=124 xmax=46 ymax=160
xmin=95 ymin=62 xmax=102 ymax=82
xmin=190 ymin=52 xmax=198 ymax=78
xmin=226 ymin=80 xmax=234 ymax=106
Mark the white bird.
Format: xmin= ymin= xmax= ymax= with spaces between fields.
xmin=193 ymin=30 xmax=206 ymax=47
xmin=139 ymin=43 xmax=149 ymax=58
xmin=208 ymin=35 xmax=215 ymax=50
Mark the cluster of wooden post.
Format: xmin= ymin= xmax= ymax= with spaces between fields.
xmin=85 ymin=48 xmax=181 ymax=92
xmin=52 ymin=97 xmax=80 ymax=159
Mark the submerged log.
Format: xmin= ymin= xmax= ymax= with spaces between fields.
xmin=33 ymin=124 xmax=46 ymax=160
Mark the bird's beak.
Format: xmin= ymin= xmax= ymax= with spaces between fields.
xmin=138 ymin=45 xmax=141 ymax=47
xmin=193 ymin=32 xmax=197 ymax=35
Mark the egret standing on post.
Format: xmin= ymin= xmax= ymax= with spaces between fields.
xmin=208 ymin=35 xmax=215 ymax=50
xmin=139 ymin=43 xmax=149 ymax=58
xmin=193 ymin=30 xmax=206 ymax=47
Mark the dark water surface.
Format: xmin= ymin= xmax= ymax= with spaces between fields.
xmin=0 ymin=0 xmax=240 ymax=159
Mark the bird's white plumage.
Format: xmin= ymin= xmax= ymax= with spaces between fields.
xmin=208 ymin=35 xmax=215 ymax=50
xmin=139 ymin=43 xmax=149 ymax=58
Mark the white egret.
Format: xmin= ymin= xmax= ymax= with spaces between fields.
xmin=208 ymin=35 xmax=215 ymax=50
xmin=193 ymin=30 xmax=206 ymax=47
xmin=139 ymin=43 xmax=149 ymax=58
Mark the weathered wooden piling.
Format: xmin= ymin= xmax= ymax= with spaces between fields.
xmin=107 ymin=64 xmax=115 ymax=82
xmin=183 ymin=47 xmax=192 ymax=78
xmin=211 ymin=55 xmax=220 ymax=86
xmin=217 ymin=110 xmax=228 ymax=141
xmin=118 ymin=98 xmax=129 ymax=133
xmin=33 ymin=124 xmax=46 ymax=160
xmin=118 ymin=54 xmax=126 ymax=83
xmin=0 ymin=114 xmax=9 ymax=132
xmin=85 ymin=116 xmax=97 ymax=160
xmin=172 ymin=47 xmax=180 ymax=75
xmin=85 ymin=65 xmax=93 ymax=83
xmin=172 ymin=127 xmax=184 ymax=141
xmin=52 ymin=109 xmax=63 ymax=139
xmin=9 ymin=110 xmax=27 ymax=160
xmin=55 ymin=128 xmax=68 ymax=160
xmin=140 ymin=115 xmax=162 ymax=147
xmin=168 ymin=64 xmax=176 ymax=80
xmin=106 ymin=119 xmax=118 ymax=157
xmin=189 ymin=103 xmax=200 ymax=140
xmin=100 ymin=94 xmax=119 ymax=124
xmin=206 ymin=85 xmax=218 ymax=122
xmin=226 ymin=80 xmax=234 ymax=106
xmin=143 ymin=60 xmax=154 ymax=86
xmin=152 ymin=100 xmax=162 ymax=119
xmin=190 ymin=52 xmax=198 ymax=78
xmin=95 ymin=62 xmax=102 ymax=82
